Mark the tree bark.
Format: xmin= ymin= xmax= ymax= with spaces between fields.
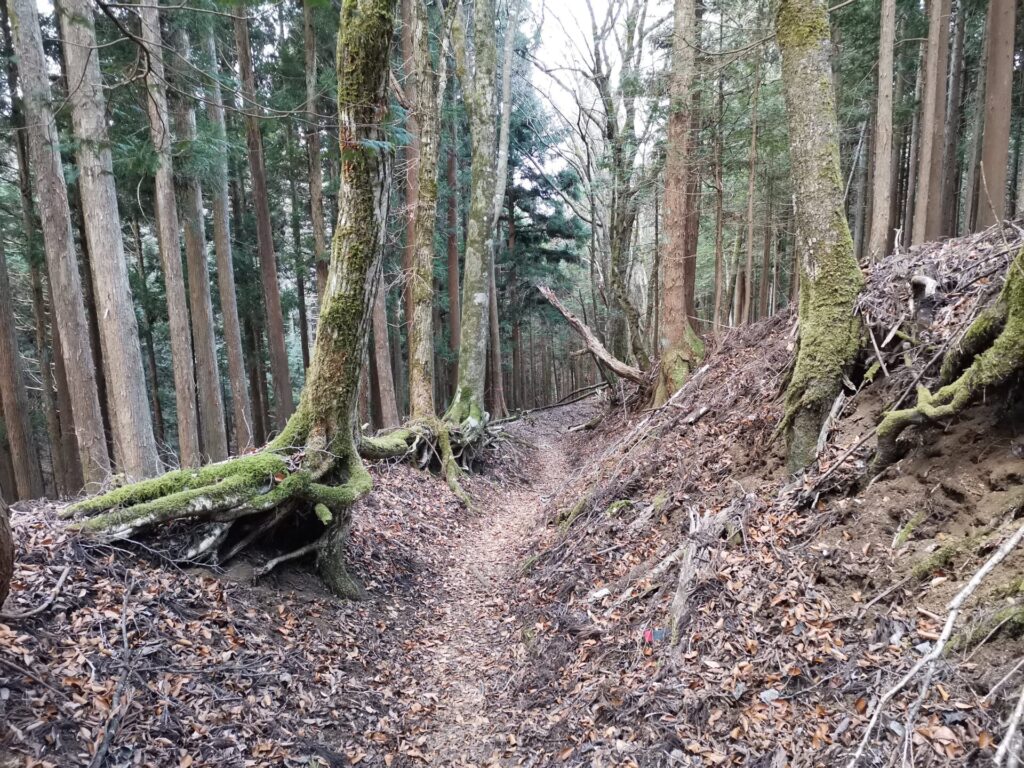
xmin=401 ymin=0 xmax=420 ymax=339
xmin=446 ymin=137 xmax=460 ymax=401
xmin=407 ymin=0 xmax=448 ymax=421
xmin=976 ymin=0 xmax=1015 ymax=228
xmin=777 ymin=0 xmax=864 ymax=471
xmin=911 ymin=0 xmax=950 ymax=244
xmin=204 ymin=31 xmax=254 ymax=454
xmin=0 ymin=499 xmax=11 ymax=608
xmin=658 ymin=0 xmax=704 ymax=403
xmin=741 ymin=69 xmax=760 ymax=326
xmin=939 ymin=0 xmax=965 ymax=237
xmin=139 ymin=0 xmax=201 ymax=469
xmin=131 ymin=221 xmax=166 ymax=451
xmin=289 ymin=162 xmax=312 ymax=371
xmin=304 ymin=0 xmax=329 ymax=300
xmin=448 ymin=0 xmax=498 ymax=429
xmin=712 ymin=12 xmax=726 ymax=336
xmin=235 ymin=10 xmax=295 ymax=429
xmin=171 ymin=27 xmax=228 ymax=463
xmin=371 ymin=284 xmax=400 ymax=427
xmin=9 ymin=0 xmax=112 ymax=489
xmin=867 ymin=0 xmax=895 ymax=262
xmin=0 ymin=238 xmax=43 ymax=500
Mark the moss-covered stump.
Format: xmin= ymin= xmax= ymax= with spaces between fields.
xmin=873 ymin=247 xmax=1024 ymax=471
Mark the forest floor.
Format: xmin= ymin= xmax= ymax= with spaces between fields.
xmin=0 ymin=401 xmax=597 ymax=768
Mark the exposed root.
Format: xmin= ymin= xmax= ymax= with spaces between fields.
xmin=873 ymin=248 xmax=1024 ymax=472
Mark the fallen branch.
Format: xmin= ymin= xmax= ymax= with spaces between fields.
xmin=537 ymin=285 xmax=644 ymax=384
xmin=996 ymin=682 xmax=1024 ymax=766
xmin=0 ymin=565 xmax=71 ymax=621
xmin=848 ymin=517 xmax=1024 ymax=767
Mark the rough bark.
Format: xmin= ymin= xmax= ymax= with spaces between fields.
xmin=939 ymin=0 xmax=965 ymax=237
xmin=741 ymin=71 xmax=760 ymax=326
xmin=712 ymin=12 xmax=726 ymax=336
xmin=371 ymin=285 xmax=400 ymax=427
xmin=976 ymin=0 xmax=1015 ymax=228
xmin=1 ymin=10 xmax=64 ymax=494
xmin=139 ymin=0 xmax=201 ymax=469
xmin=9 ymin=0 xmax=112 ymax=489
xmin=288 ymin=156 xmax=312 ymax=371
xmin=69 ymin=0 xmax=399 ymax=598
xmin=447 ymin=0 xmax=498 ymax=431
xmin=203 ymin=31 xmax=254 ymax=453
xmin=446 ymin=138 xmax=461 ymax=399
xmin=131 ymin=222 xmax=166 ymax=450
xmin=304 ymin=0 xmax=329 ymax=299
xmin=657 ymin=0 xmax=704 ymax=403
xmin=0 ymin=499 xmax=11 ymax=608
xmin=407 ymin=0 xmax=448 ymax=421
xmin=401 ymin=0 xmax=420 ymax=337
xmin=867 ymin=0 xmax=895 ymax=262
xmin=235 ymin=10 xmax=295 ymax=429
xmin=777 ymin=0 xmax=864 ymax=471
xmin=911 ymin=0 xmax=950 ymax=244
xmin=171 ymin=27 xmax=228 ymax=463
xmin=0 ymin=238 xmax=43 ymax=500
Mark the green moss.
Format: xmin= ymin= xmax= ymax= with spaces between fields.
xmin=911 ymin=536 xmax=977 ymax=580
xmin=558 ymin=497 xmax=588 ymax=530
xmin=776 ymin=0 xmax=830 ymax=55
xmin=893 ymin=510 xmax=927 ymax=548
xmin=951 ymin=605 xmax=1024 ymax=652
xmin=315 ymin=503 xmax=333 ymax=525
xmin=360 ymin=429 xmax=416 ymax=459
xmin=605 ymin=500 xmax=632 ymax=517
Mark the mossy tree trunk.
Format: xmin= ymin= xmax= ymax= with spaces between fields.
xmin=447 ymin=0 xmax=497 ymax=433
xmin=776 ymin=0 xmax=864 ymax=471
xmin=67 ymin=0 xmax=398 ymax=598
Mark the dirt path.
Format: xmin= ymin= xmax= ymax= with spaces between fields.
xmin=399 ymin=412 xmax=576 ymax=766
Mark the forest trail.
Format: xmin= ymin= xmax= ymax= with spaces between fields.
xmin=397 ymin=409 xmax=578 ymax=766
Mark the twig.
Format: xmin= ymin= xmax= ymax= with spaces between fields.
xmin=0 ymin=653 xmax=65 ymax=696
xmin=996 ymin=683 xmax=1024 ymax=766
xmin=847 ymin=517 xmax=1024 ymax=767
xmin=983 ymin=656 xmax=1024 ymax=704
xmin=0 ymin=565 xmax=71 ymax=620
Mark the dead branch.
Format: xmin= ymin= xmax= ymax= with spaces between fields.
xmin=537 ymin=285 xmax=644 ymax=384
xmin=0 ymin=565 xmax=71 ymax=621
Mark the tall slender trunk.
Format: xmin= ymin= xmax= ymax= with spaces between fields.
xmin=912 ymin=0 xmax=950 ymax=244
xmin=131 ymin=221 xmax=166 ymax=450
xmin=939 ymin=0 xmax=965 ymax=236
xmin=657 ymin=0 xmax=703 ymax=402
xmin=407 ymin=0 xmax=448 ymax=421
xmin=903 ymin=54 xmax=924 ymax=243
xmin=448 ymin=0 xmax=499 ymax=426
xmin=235 ymin=10 xmax=294 ymax=429
xmin=139 ymin=0 xmax=201 ymax=468
xmin=9 ymin=0 xmax=111 ymax=488
xmin=371 ymin=286 xmax=400 ymax=426
xmin=245 ymin=320 xmax=268 ymax=448
xmin=446 ymin=138 xmax=461 ymax=402
xmin=852 ymin=121 xmax=870 ymax=260
xmin=204 ymin=31 xmax=253 ymax=453
xmin=0 ymin=237 xmax=43 ymax=499
xmin=401 ymin=0 xmax=420 ymax=341
xmin=1 ymin=11 xmax=65 ymax=494
xmin=712 ymin=12 xmax=726 ymax=336
xmin=171 ymin=27 xmax=228 ymax=463
xmin=289 ymin=161 xmax=312 ymax=370
xmin=741 ymin=69 xmax=760 ymax=326
xmin=868 ymin=0 xmax=894 ymax=262
xmin=777 ymin=0 xmax=864 ymax=470
xmin=976 ymin=0 xmax=1016 ymax=228
xmin=50 ymin=299 xmax=82 ymax=491
xmin=758 ymin=192 xmax=773 ymax=320
xmin=304 ymin=0 xmax=329 ymax=299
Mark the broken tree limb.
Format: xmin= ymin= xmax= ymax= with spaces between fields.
xmin=537 ymin=285 xmax=645 ymax=384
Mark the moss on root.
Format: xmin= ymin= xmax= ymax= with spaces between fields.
xmin=874 ymin=248 xmax=1024 ymax=472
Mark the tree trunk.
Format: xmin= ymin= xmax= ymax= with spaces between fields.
xmin=912 ymin=0 xmax=950 ymax=244
xmin=657 ymin=0 xmax=704 ymax=403
xmin=741 ymin=70 xmax=760 ymax=326
xmin=70 ymin=0 xmax=399 ymax=598
xmin=171 ymin=27 xmax=228 ymax=463
xmin=408 ymin=0 xmax=448 ymax=422
xmin=1 ymin=10 xmax=65 ymax=495
xmin=245 ymin=321 xmax=268 ymax=448
xmin=487 ymin=257 xmax=507 ymax=418
xmin=9 ymin=0 xmax=112 ymax=489
xmin=939 ymin=0 xmax=965 ymax=236
xmin=0 ymin=238 xmax=43 ymax=500
xmin=139 ymin=0 xmax=201 ymax=469
xmin=446 ymin=138 xmax=461 ymax=402
xmin=131 ymin=221 xmax=166 ymax=451
xmin=401 ymin=0 xmax=420 ymax=342
xmin=235 ymin=10 xmax=294 ymax=429
xmin=289 ymin=164 xmax=312 ymax=371
xmin=304 ymin=0 xmax=329 ymax=300
xmin=371 ymin=286 xmax=400 ymax=427
xmin=976 ymin=0 xmax=1015 ymax=228
xmin=777 ymin=0 xmax=864 ymax=471
xmin=448 ymin=0 xmax=498 ymax=429
xmin=0 ymin=499 xmax=11 ymax=608
xmin=203 ymin=31 xmax=254 ymax=454
xmin=713 ymin=13 xmax=726 ymax=337
xmin=903 ymin=57 xmax=924 ymax=241
xmin=758 ymin=194 xmax=773 ymax=320
xmin=868 ymin=0 xmax=895 ymax=261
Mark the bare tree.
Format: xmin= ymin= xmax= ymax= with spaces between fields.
xmin=976 ymin=0 xmax=1015 ymax=228
xmin=867 ymin=0 xmax=895 ymax=261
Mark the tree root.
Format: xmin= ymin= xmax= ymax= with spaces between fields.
xmin=872 ymin=249 xmax=1024 ymax=472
